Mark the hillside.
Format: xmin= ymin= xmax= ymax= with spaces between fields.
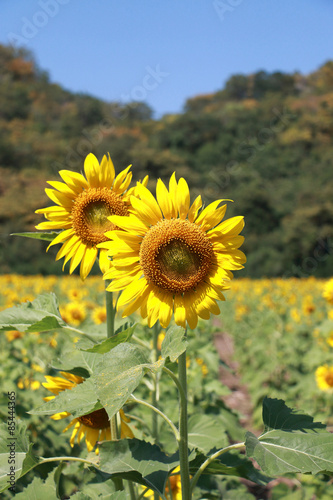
xmin=0 ymin=43 xmax=333 ymax=276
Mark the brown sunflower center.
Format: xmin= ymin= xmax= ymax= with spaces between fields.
xmin=139 ymin=219 xmax=214 ymax=294
xmin=325 ymin=372 xmax=333 ymax=387
xmin=78 ymin=408 xmax=109 ymax=429
xmin=71 ymin=187 xmax=128 ymax=246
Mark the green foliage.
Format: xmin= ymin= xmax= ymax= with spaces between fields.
xmin=0 ymin=42 xmax=332 ymax=276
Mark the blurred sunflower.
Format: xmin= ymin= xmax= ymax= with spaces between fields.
xmin=36 ymin=153 xmax=138 ymax=280
xmin=43 ymin=371 xmax=133 ymax=452
xmin=142 ymin=466 xmax=182 ymax=499
xmin=100 ymin=174 xmax=245 ymax=329
xmin=323 ymin=278 xmax=333 ymax=305
xmin=315 ymin=365 xmax=333 ymax=391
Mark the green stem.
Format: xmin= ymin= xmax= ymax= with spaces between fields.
xmin=189 ymin=442 xmax=245 ymax=494
xmin=105 ymin=282 xmax=123 ymax=492
xmin=105 ymin=280 xmax=116 ymax=338
xmin=128 ymin=395 xmax=180 ymax=441
xmin=178 ymin=334 xmax=191 ymax=500
xmin=152 ymin=323 xmax=159 ymax=443
xmin=41 ymin=456 xmax=97 ymax=466
xmin=152 ymin=324 xmax=160 ymax=500
xmin=163 ymin=366 xmax=186 ymax=400
xmin=128 ymin=480 xmax=137 ymax=500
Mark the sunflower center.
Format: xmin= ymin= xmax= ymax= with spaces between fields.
xmin=325 ymin=372 xmax=333 ymax=387
xmin=71 ymin=187 xmax=128 ymax=246
xmin=140 ymin=219 xmax=214 ymax=293
xmin=78 ymin=408 xmax=109 ymax=429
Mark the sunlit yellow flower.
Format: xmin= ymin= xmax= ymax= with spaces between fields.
xmin=100 ymin=174 xmax=245 ymax=329
xmin=327 ymin=332 xmax=333 ymax=348
xmin=17 ymin=377 xmax=41 ymax=390
xmin=92 ymin=306 xmax=107 ymax=324
xmin=196 ymin=357 xmax=209 ymax=377
xmin=141 ymin=466 xmax=182 ymax=499
xmin=36 ymin=153 xmax=135 ymax=280
xmin=61 ymin=302 xmax=87 ymax=326
xmin=323 ymin=278 xmax=333 ymax=305
xmin=5 ymin=330 xmax=23 ymax=342
xmin=315 ymin=365 xmax=333 ymax=391
xmin=302 ymin=295 xmax=315 ymax=315
xmin=43 ymin=372 xmax=134 ymax=452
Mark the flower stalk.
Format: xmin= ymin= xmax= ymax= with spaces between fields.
xmin=178 ymin=335 xmax=191 ymax=500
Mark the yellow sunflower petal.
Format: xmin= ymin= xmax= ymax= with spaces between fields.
xmin=85 ymin=427 xmax=100 ymax=452
xmin=84 ymin=153 xmax=100 ymax=188
xmin=59 ymin=170 xmax=89 ymax=191
xmin=80 ymin=246 xmax=98 ymax=280
xmin=156 ymin=178 xmax=173 ymax=219
xmin=177 ymin=177 xmax=190 ymax=220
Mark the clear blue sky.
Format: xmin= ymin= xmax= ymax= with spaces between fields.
xmin=1 ymin=0 xmax=332 ymax=117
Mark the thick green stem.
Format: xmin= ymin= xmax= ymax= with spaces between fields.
xmin=189 ymin=442 xmax=245 ymax=494
xmin=152 ymin=323 xmax=159 ymax=442
xmin=152 ymin=324 xmax=160 ymax=500
xmin=105 ymin=280 xmax=116 ymax=338
xmin=105 ymin=282 xmax=123 ymax=491
xmin=178 ymin=337 xmax=191 ymax=500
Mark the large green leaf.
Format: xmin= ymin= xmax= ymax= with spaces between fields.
xmin=161 ymin=325 xmax=187 ymax=362
xmin=0 ymin=293 xmax=73 ymax=334
xmin=99 ymin=438 xmax=181 ymax=497
xmin=14 ymin=470 xmax=58 ymax=499
xmin=78 ymin=325 xmax=137 ymax=354
xmin=262 ymin=397 xmax=327 ymax=432
xmin=188 ymin=414 xmax=229 ymax=454
xmin=246 ymin=429 xmax=333 ymax=476
xmin=51 ymin=347 xmax=104 ymax=378
xmin=11 ymin=231 xmax=60 ymax=242
xmin=0 ymin=421 xmax=40 ymax=493
xmin=92 ymin=343 xmax=150 ymax=421
xmin=29 ymin=378 xmax=100 ymax=418
xmin=246 ymin=399 xmax=333 ymax=475
xmin=190 ymin=451 xmax=272 ymax=485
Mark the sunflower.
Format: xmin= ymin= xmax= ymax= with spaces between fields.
xmin=315 ymin=365 xmax=333 ymax=391
xmin=36 ymin=153 xmax=139 ymax=280
xmin=100 ymin=174 xmax=246 ymax=329
xmin=142 ymin=466 xmax=182 ymax=499
xmin=323 ymin=278 xmax=333 ymax=305
xmin=43 ymin=371 xmax=133 ymax=452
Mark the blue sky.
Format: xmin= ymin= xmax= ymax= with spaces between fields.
xmin=1 ymin=0 xmax=332 ymax=117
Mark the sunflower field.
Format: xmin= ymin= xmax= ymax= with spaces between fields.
xmin=0 ymin=153 xmax=333 ymax=499
xmin=1 ymin=273 xmax=333 ymax=499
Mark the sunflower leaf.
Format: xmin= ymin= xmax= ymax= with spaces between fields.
xmin=78 ymin=324 xmax=137 ymax=354
xmin=189 ymin=451 xmax=272 ymax=485
xmin=262 ymin=397 xmax=326 ymax=432
xmin=0 ymin=420 xmax=40 ymax=493
xmin=98 ymin=438 xmax=181 ymax=497
xmin=188 ymin=414 xmax=229 ymax=454
xmin=0 ymin=293 xmax=71 ymax=334
xmin=29 ymin=378 xmax=100 ymax=418
xmin=161 ymin=325 xmax=187 ymax=362
xmin=246 ymin=429 xmax=333 ymax=476
xmin=92 ymin=343 xmax=149 ymax=421
xmin=11 ymin=231 xmax=60 ymax=242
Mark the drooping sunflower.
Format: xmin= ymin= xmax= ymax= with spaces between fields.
xmin=36 ymin=153 xmax=141 ymax=280
xmin=315 ymin=365 xmax=333 ymax=391
xmin=43 ymin=371 xmax=133 ymax=452
xmin=100 ymin=174 xmax=246 ymax=329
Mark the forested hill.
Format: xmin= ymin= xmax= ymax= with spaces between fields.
xmin=1 ymin=43 xmax=333 ymax=277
